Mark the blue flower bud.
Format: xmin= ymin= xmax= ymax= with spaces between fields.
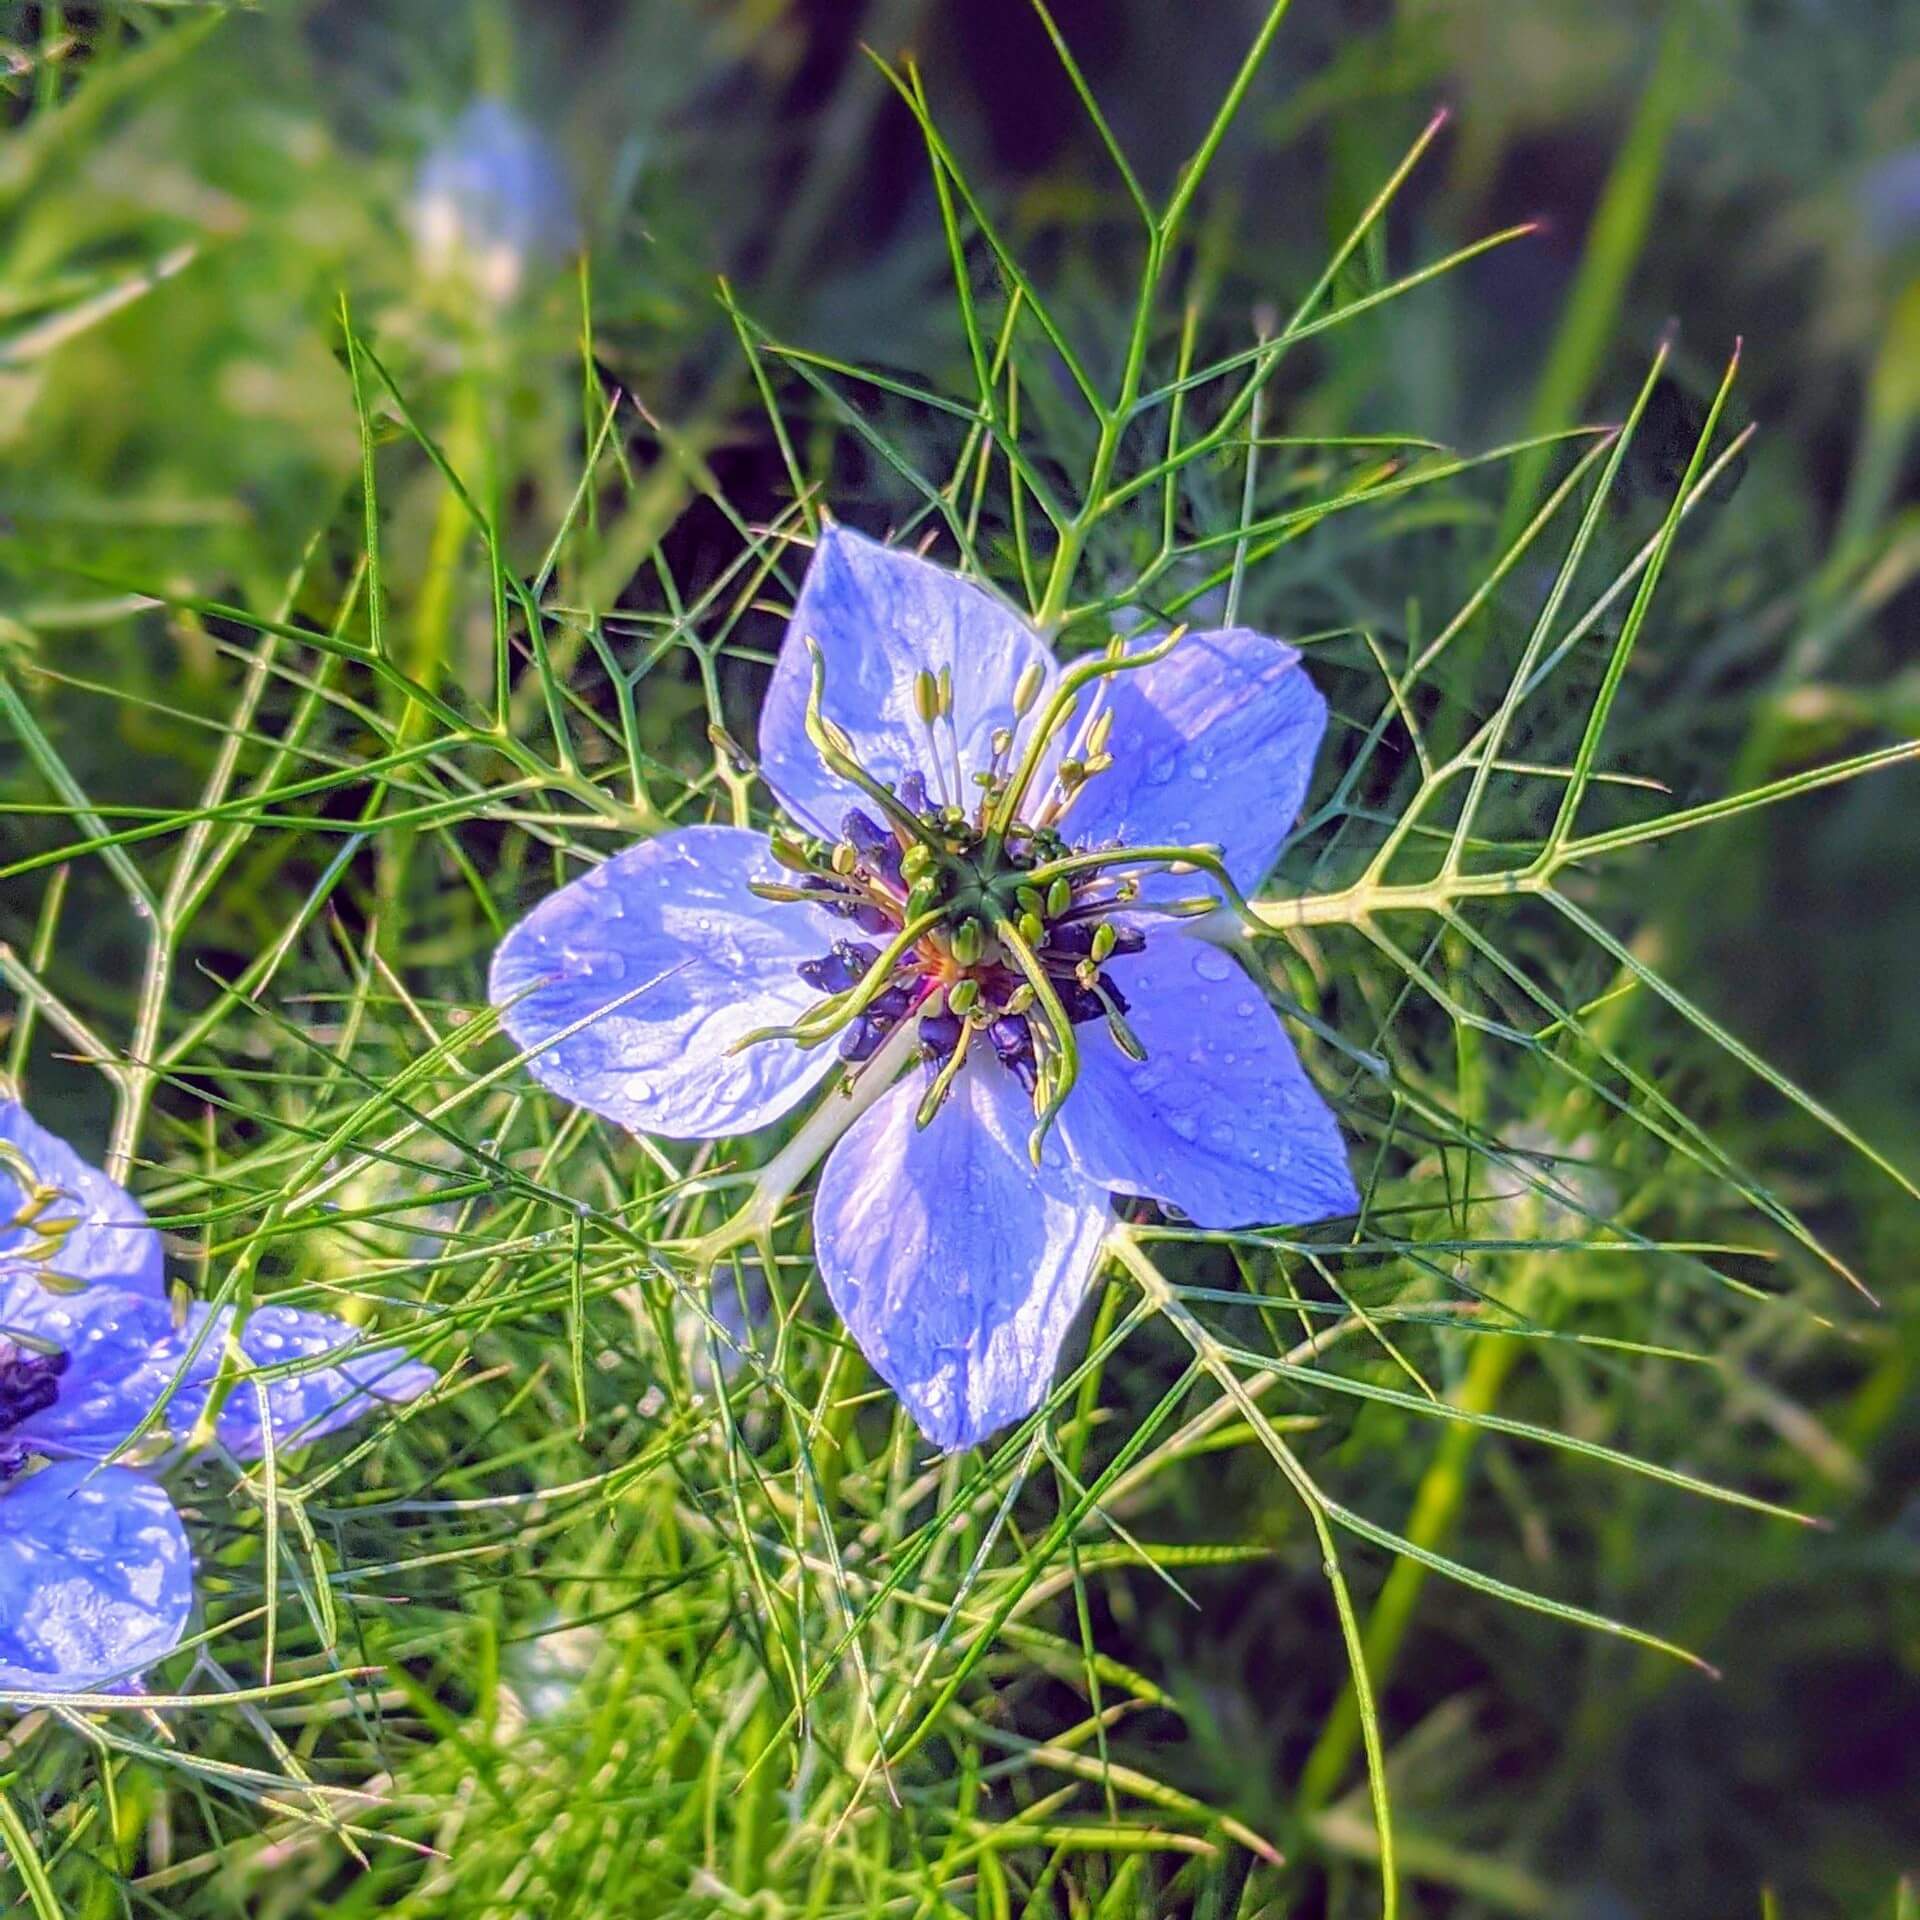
xmin=411 ymin=98 xmax=578 ymax=304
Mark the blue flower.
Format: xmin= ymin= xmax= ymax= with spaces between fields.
xmin=411 ymin=98 xmax=578 ymax=303
xmin=491 ymin=527 xmax=1358 ymax=1452
xmin=0 ymin=1097 xmax=435 ymax=1697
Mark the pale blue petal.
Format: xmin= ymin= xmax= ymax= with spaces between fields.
xmin=0 ymin=1099 xmax=162 ymax=1297
xmin=491 ymin=825 xmax=845 ymax=1141
xmin=1058 ymin=931 xmax=1359 ymax=1229
xmin=813 ymin=1057 xmax=1111 ymax=1451
xmin=1 ymin=1271 xmax=433 ymax=1459
xmin=0 ymin=1462 xmax=191 ymax=1695
xmin=1064 ymin=626 xmax=1329 ymax=904
xmin=758 ymin=525 xmax=1060 ymax=833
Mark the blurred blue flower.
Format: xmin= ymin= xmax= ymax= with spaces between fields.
xmin=0 ymin=1097 xmax=434 ymax=1696
xmin=491 ymin=527 xmax=1357 ymax=1451
xmin=1861 ymin=146 xmax=1920 ymax=252
xmin=411 ymin=98 xmax=579 ymax=303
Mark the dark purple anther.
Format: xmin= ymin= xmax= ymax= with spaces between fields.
xmin=1045 ymin=920 xmax=1145 ymax=958
xmin=841 ymin=808 xmax=890 ymax=858
xmin=869 ymin=984 xmax=913 ymax=1023
xmin=840 ymin=1017 xmax=884 ymax=1063
xmin=0 ymin=1440 xmax=31 ymax=1482
xmin=919 ymin=1008 xmax=963 ymax=1065
xmin=841 ymin=808 xmax=903 ymax=884
xmin=1056 ymin=973 xmax=1129 ymax=1026
xmin=990 ymin=1014 xmax=1038 ymax=1093
xmin=0 ymin=1339 xmax=69 ymax=1435
xmin=799 ymin=878 xmax=896 ymax=935
xmin=798 ymin=940 xmax=882 ymax=994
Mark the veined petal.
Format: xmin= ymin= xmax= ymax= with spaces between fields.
xmin=490 ymin=825 xmax=845 ymax=1141
xmin=759 ymin=525 xmax=1060 ymax=833
xmin=1058 ymin=931 xmax=1359 ymax=1230
xmin=1064 ymin=626 xmax=1329 ymax=903
xmin=2 ymin=1272 xmax=433 ymax=1460
xmin=0 ymin=1099 xmax=162 ymax=1298
xmin=813 ymin=1057 xmax=1111 ymax=1451
xmin=0 ymin=1462 xmax=191 ymax=1695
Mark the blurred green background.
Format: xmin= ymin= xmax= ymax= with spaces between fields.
xmin=0 ymin=2 xmax=1915 ymax=1915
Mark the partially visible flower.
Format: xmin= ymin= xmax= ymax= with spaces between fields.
xmin=492 ymin=527 xmax=1357 ymax=1452
xmin=1860 ymin=147 xmax=1920 ymax=254
xmin=0 ymin=1096 xmax=434 ymax=1697
xmin=410 ymin=98 xmax=578 ymax=305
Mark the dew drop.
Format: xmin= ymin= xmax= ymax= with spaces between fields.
xmin=1192 ymin=948 xmax=1234 ymax=983
xmin=1168 ymin=1113 xmax=1198 ymax=1142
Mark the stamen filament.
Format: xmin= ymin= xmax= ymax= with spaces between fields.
xmin=1021 ymin=841 xmax=1260 ymax=933
xmin=803 ymin=639 xmax=939 ymax=844
xmin=985 ymin=626 xmax=1186 ymax=852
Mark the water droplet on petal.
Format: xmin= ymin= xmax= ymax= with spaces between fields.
xmin=1193 ymin=948 xmax=1234 ymax=983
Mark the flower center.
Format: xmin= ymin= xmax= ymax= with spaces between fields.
xmin=803 ymin=790 xmax=1145 ymax=1053
xmin=754 ymin=757 xmax=1154 ymax=1131
xmin=741 ymin=625 xmax=1220 ymax=1152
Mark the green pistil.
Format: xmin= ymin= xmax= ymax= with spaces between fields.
xmin=990 ymin=908 xmax=1079 ymax=1165
xmin=1091 ymin=980 xmax=1147 ymax=1061
xmin=729 ymin=907 xmax=944 ymax=1054
xmin=915 ymin=1018 xmax=974 ymax=1127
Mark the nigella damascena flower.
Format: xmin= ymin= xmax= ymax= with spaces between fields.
xmin=491 ymin=527 xmax=1358 ymax=1451
xmin=411 ymin=98 xmax=579 ymax=305
xmin=0 ymin=1096 xmax=434 ymax=1696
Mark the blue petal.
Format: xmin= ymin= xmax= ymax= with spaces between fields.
xmin=813 ymin=1057 xmax=1111 ymax=1451
xmin=491 ymin=825 xmax=846 ymax=1140
xmin=1064 ymin=626 xmax=1330 ymax=903
xmin=1057 ymin=931 xmax=1359 ymax=1230
xmin=0 ymin=1099 xmax=162 ymax=1297
xmin=2 ymin=1272 xmax=433 ymax=1460
xmin=0 ymin=1461 xmax=191 ymax=1695
xmin=758 ymin=526 xmax=1060 ymax=834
